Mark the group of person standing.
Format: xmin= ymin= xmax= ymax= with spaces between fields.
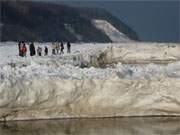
xmin=51 ymin=41 xmax=71 ymax=55
xmin=18 ymin=41 xmax=71 ymax=57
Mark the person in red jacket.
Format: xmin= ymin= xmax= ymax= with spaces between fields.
xmin=20 ymin=43 xmax=27 ymax=57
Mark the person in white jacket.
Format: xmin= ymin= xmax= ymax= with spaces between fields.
xmin=55 ymin=42 xmax=60 ymax=54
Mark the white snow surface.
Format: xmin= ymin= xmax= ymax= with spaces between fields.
xmin=1 ymin=42 xmax=180 ymax=80
xmin=1 ymin=42 xmax=180 ymax=120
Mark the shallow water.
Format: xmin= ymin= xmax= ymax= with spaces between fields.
xmin=0 ymin=117 xmax=180 ymax=135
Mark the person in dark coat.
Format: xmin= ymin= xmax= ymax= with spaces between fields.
xmin=18 ymin=42 xmax=21 ymax=56
xmin=67 ymin=42 xmax=71 ymax=53
xmin=44 ymin=46 xmax=48 ymax=56
xmin=52 ymin=42 xmax=56 ymax=55
xmin=29 ymin=42 xmax=36 ymax=56
xmin=60 ymin=42 xmax=64 ymax=54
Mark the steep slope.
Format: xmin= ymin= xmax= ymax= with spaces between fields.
xmin=0 ymin=1 xmax=138 ymax=42
xmin=92 ymin=19 xmax=131 ymax=42
xmin=77 ymin=7 xmax=139 ymax=41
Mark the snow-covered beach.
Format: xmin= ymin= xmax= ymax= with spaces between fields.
xmin=0 ymin=42 xmax=180 ymax=121
xmin=1 ymin=42 xmax=180 ymax=79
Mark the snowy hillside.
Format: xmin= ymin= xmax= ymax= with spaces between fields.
xmin=92 ymin=19 xmax=131 ymax=42
xmin=0 ymin=42 xmax=180 ymax=120
xmin=1 ymin=1 xmax=138 ymax=42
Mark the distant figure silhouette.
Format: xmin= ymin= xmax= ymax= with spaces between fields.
xmin=67 ymin=42 xmax=71 ymax=53
xmin=37 ymin=47 xmax=42 ymax=56
xmin=18 ymin=42 xmax=21 ymax=56
xmin=20 ymin=43 xmax=27 ymax=57
xmin=45 ymin=46 xmax=48 ymax=56
xmin=52 ymin=42 xmax=56 ymax=55
xmin=60 ymin=42 xmax=64 ymax=54
xmin=55 ymin=42 xmax=60 ymax=54
xmin=29 ymin=42 xmax=36 ymax=56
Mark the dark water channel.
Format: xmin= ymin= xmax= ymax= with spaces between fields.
xmin=0 ymin=117 xmax=180 ymax=135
